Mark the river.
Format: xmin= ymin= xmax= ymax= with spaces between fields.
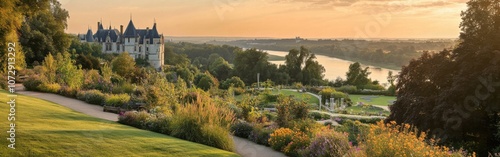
xmin=263 ymin=50 xmax=401 ymax=85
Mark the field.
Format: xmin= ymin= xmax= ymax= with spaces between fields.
xmin=267 ymin=54 xmax=285 ymax=61
xmin=0 ymin=90 xmax=239 ymax=157
xmin=349 ymin=94 xmax=396 ymax=106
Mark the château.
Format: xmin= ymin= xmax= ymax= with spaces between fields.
xmin=79 ymin=19 xmax=165 ymax=69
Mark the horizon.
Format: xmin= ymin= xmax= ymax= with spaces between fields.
xmin=62 ymin=0 xmax=468 ymax=39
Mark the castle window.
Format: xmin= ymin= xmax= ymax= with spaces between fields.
xmin=117 ymin=45 xmax=120 ymax=51
xmin=146 ymin=47 xmax=149 ymax=52
xmin=128 ymin=38 xmax=130 ymax=43
xmin=134 ymin=46 xmax=136 ymax=51
xmin=106 ymin=43 xmax=112 ymax=51
xmin=139 ymin=46 xmax=142 ymax=52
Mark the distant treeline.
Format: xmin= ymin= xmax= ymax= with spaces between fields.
xmin=208 ymin=39 xmax=457 ymax=69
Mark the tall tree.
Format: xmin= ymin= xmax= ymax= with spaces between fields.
xmin=0 ymin=0 xmax=26 ymax=72
xmin=345 ymin=62 xmax=370 ymax=89
xmin=19 ymin=0 xmax=70 ymax=66
xmin=233 ymin=48 xmax=274 ymax=85
xmin=284 ymin=46 xmax=324 ymax=85
xmin=387 ymin=0 xmax=500 ymax=154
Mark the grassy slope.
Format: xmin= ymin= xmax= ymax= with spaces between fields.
xmin=349 ymin=94 xmax=396 ymax=106
xmin=0 ymin=90 xmax=239 ymax=157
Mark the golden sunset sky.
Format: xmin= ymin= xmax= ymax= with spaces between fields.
xmin=62 ymin=0 xmax=468 ymax=39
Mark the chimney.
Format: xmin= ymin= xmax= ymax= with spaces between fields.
xmin=120 ymin=25 xmax=123 ymax=35
xmin=97 ymin=22 xmax=100 ymax=30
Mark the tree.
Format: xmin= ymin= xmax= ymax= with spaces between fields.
xmin=283 ymin=46 xmax=325 ymax=85
xmin=387 ymin=0 xmax=500 ymax=154
xmin=19 ymin=0 xmax=70 ymax=66
xmin=194 ymin=72 xmax=219 ymax=91
xmin=221 ymin=76 xmax=245 ymax=89
xmin=55 ymin=52 xmax=84 ymax=89
xmin=345 ymin=62 xmax=371 ymax=89
xmin=209 ymin=57 xmax=232 ymax=81
xmin=233 ymin=48 xmax=275 ymax=85
xmin=111 ymin=52 xmax=136 ymax=80
xmin=0 ymin=0 xmax=26 ymax=72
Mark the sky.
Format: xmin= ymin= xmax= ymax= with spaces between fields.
xmin=61 ymin=0 xmax=469 ymax=39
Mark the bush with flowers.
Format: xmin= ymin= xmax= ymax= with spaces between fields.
xmin=301 ymin=127 xmax=352 ymax=157
xmin=362 ymin=121 xmax=466 ymax=157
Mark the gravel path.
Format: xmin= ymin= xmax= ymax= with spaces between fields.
xmin=15 ymin=84 xmax=286 ymax=157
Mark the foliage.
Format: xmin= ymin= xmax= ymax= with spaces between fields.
xmin=249 ymin=125 xmax=275 ymax=146
xmin=76 ymin=54 xmax=100 ymax=70
xmin=237 ymin=95 xmax=261 ymax=122
xmin=19 ymin=0 xmax=69 ymax=67
xmin=37 ymin=83 xmax=61 ymax=93
xmin=230 ymin=121 xmax=254 ymax=138
xmin=233 ymin=48 xmax=276 ymax=85
xmin=209 ymin=56 xmax=233 ymax=81
xmin=55 ymin=52 xmax=84 ymax=89
xmin=283 ymin=130 xmax=310 ymax=157
xmin=105 ymin=94 xmax=130 ymax=107
xmin=318 ymin=87 xmax=348 ymax=105
xmin=283 ymin=46 xmax=325 ymax=85
xmin=337 ymin=85 xmax=358 ymax=94
xmin=111 ymin=52 xmax=136 ymax=80
xmin=269 ymin=128 xmax=295 ymax=151
xmin=345 ymin=62 xmax=371 ymax=89
xmin=23 ymin=77 xmax=43 ymax=91
xmin=0 ymin=0 xmax=26 ymax=72
xmin=82 ymin=70 xmax=102 ymax=89
xmin=111 ymin=82 xmax=135 ymax=94
xmin=363 ymin=121 xmax=461 ymax=157
xmin=143 ymin=73 xmax=178 ymax=113
xmin=221 ymin=76 xmax=245 ymax=89
xmin=58 ymin=86 xmax=78 ymax=98
xmin=118 ymin=111 xmax=151 ymax=129
xmin=276 ymin=96 xmax=309 ymax=127
xmin=169 ymin=91 xmax=235 ymax=151
xmin=301 ymin=128 xmax=351 ymax=157
xmin=335 ymin=120 xmax=370 ymax=146
xmin=194 ymin=72 xmax=219 ymax=91
xmin=76 ymin=90 xmax=106 ymax=105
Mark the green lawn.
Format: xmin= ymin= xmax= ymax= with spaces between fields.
xmin=267 ymin=54 xmax=285 ymax=61
xmin=344 ymin=106 xmax=390 ymax=116
xmin=0 ymin=90 xmax=239 ymax=157
xmin=271 ymin=90 xmax=319 ymax=105
xmin=348 ymin=94 xmax=396 ymax=106
xmin=235 ymin=89 xmax=319 ymax=105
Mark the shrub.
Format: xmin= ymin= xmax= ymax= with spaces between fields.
xmin=169 ymin=93 xmax=235 ymax=151
xmin=59 ymin=86 xmax=78 ymax=98
xmin=337 ymin=85 xmax=357 ymax=94
xmin=201 ymin=125 xmax=235 ymax=151
xmin=249 ymin=125 xmax=274 ymax=146
xmin=118 ymin=111 xmax=150 ymax=129
xmin=363 ymin=121 xmax=460 ymax=157
xmin=335 ymin=120 xmax=369 ymax=146
xmin=269 ymin=128 xmax=294 ymax=151
xmin=283 ymin=131 xmax=311 ymax=157
xmin=309 ymin=112 xmax=322 ymax=120
xmin=302 ymin=128 xmax=351 ymax=157
xmin=23 ymin=77 xmax=43 ymax=91
xmin=149 ymin=114 xmax=171 ymax=134
xmin=112 ymin=82 xmax=135 ymax=94
xmin=105 ymin=93 xmax=130 ymax=107
xmin=230 ymin=122 xmax=254 ymax=138
xmin=37 ymin=83 xmax=61 ymax=93
xmin=77 ymin=90 xmax=106 ymax=105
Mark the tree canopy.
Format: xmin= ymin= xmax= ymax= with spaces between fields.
xmin=387 ymin=0 xmax=500 ymax=154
